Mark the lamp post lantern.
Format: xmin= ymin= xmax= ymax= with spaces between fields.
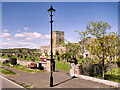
xmin=48 ymin=5 xmax=56 ymax=87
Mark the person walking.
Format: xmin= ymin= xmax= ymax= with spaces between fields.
xmin=69 ymin=57 xmax=79 ymax=78
xmin=69 ymin=59 xmax=76 ymax=78
xmin=74 ymin=58 xmax=80 ymax=77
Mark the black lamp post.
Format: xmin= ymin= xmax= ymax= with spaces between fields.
xmin=48 ymin=5 xmax=56 ymax=87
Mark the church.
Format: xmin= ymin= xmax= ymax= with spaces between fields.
xmin=40 ymin=31 xmax=66 ymax=55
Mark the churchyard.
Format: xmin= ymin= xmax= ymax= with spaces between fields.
xmin=0 ymin=47 xmax=120 ymax=83
xmin=1 ymin=21 xmax=120 ymax=87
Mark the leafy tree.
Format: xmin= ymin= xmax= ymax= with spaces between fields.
xmin=86 ymin=21 xmax=113 ymax=79
xmin=75 ymin=30 xmax=89 ymax=60
xmin=63 ymin=41 xmax=79 ymax=58
xmin=106 ymin=33 xmax=119 ymax=61
xmin=28 ymin=50 xmax=31 ymax=53
xmin=19 ymin=49 xmax=22 ymax=53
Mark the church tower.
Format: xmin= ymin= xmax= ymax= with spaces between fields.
xmin=50 ymin=31 xmax=64 ymax=47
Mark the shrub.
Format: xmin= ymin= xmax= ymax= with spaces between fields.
xmin=116 ymin=58 xmax=120 ymax=67
xmin=79 ymin=62 xmax=103 ymax=77
xmin=79 ymin=55 xmax=83 ymax=59
xmin=55 ymin=50 xmax=59 ymax=56
xmin=2 ymin=54 xmax=4 ymax=56
xmin=3 ymin=60 xmax=9 ymax=64
xmin=9 ymin=58 xmax=17 ymax=65
xmin=8 ymin=55 xmax=12 ymax=57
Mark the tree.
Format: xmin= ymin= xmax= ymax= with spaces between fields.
xmin=75 ymin=30 xmax=89 ymax=59
xmin=86 ymin=21 xmax=112 ymax=79
xmin=19 ymin=49 xmax=22 ymax=53
xmin=63 ymin=41 xmax=79 ymax=58
xmin=55 ymin=50 xmax=59 ymax=56
xmin=105 ymin=33 xmax=119 ymax=61
xmin=45 ymin=53 xmax=48 ymax=56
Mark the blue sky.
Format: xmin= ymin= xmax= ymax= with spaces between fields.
xmin=2 ymin=2 xmax=118 ymax=49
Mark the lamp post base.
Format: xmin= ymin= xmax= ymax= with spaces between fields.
xmin=50 ymin=75 xmax=53 ymax=87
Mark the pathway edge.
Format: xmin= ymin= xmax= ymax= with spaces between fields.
xmin=75 ymin=74 xmax=120 ymax=88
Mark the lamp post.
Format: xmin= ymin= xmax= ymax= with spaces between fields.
xmin=48 ymin=5 xmax=56 ymax=87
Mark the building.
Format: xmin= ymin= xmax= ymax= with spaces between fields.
xmin=40 ymin=31 xmax=66 ymax=55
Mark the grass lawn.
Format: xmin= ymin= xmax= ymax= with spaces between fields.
xmin=8 ymin=78 xmax=31 ymax=89
xmin=2 ymin=55 xmax=40 ymax=62
xmin=55 ymin=59 xmax=120 ymax=83
xmin=104 ymin=68 xmax=120 ymax=83
xmin=56 ymin=60 xmax=69 ymax=71
xmin=94 ymin=68 xmax=120 ymax=83
xmin=2 ymin=63 xmax=42 ymax=73
xmin=35 ymin=57 xmax=40 ymax=62
xmin=13 ymin=64 xmax=42 ymax=73
xmin=0 ymin=62 xmax=2 ymax=65
xmin=0 ymin=67 xmax=16 ymax=75
xmin=2 ymin=55 xmax=9 ymax=58
xmin=1 ymin=56 xmax=43 ymax=73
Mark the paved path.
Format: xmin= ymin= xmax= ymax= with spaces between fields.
xmin=0 ymin=65 xmax=117 ymax=89
xmin=1 ymin=75 xmax=24 ymax=89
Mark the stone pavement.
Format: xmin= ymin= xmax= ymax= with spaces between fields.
xmin=0 ymin=66 xmax=118 ymax=89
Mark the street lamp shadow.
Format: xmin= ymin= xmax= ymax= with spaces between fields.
xmin=53 ymin=77 xmax=75 ymax=87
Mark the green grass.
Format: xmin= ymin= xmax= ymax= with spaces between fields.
xmin=13 ymin=64 xmax=42 ymax=73
xmin=56 ymin=60 xmax=69 ymax=71
xmin=1 ymin=56 xmax=43 ymax=73
xmin=2 ymin=63 xmax=11 ymax=67
xmin=104 ymin=74 xmax=120 ymax=83
xmin=2 ymin=54 xmax=41 ymax=62
xmin=2 ymin=63 xmax=42 ymax=73
xmin=95 ymin=74 xmax=120 ymax=83
xmin=0 ymin=62 xmax=2 ymax=65
xmin=56 ymin=59 xmax=120 ymax=83
xmin=104 ymin=68 xmax=120 ymax=83
xmin=13 ymin=65 xmax=42 ymax=73
xmin=0 ymin=67 xmax=16 ymax=75
xmin=2 ymin=55 xmax=9 ymax=58
xmin=35 ymin=57 xmax=40 ymax=62
xmin=94 ymin=68 xmax=120 ymax=83
xmin=105 ymin=68 xmax=120 ymax=76
xmin=8 ymin=78 xmax=31 ymax=89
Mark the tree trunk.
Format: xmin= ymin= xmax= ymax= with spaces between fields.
xmin=102 ymin=61 xmax=104 ymax=79
xmin=102 ymin=53 xmax=105 ymax=79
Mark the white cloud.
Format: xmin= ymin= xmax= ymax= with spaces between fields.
xmin=2 ymin=38 xmax=49 ymax=49
xmin=2 ymin=31 xmax=50 ymax=49
xmin=2 ymin=41 xmax=42 ymax=49
xmin=24 ymin=27 xmax=29 ymax=31
xmin=14 ymin=32 xmax=42 ymax=38
xmin=1 ymin=33 xmax=10 ymax=38
xmin=6 ymin=38 xmax=13 ymax=41
xmin=32 ymin=32 xmax=42 ymax=38
xmin=3 ymin=29 xmax=9 ymax=33
xmin=15 ymin=33 xmax=25 ymax=37
xmin=25 ymin=37 xmax=33 ymax=41
xmin=17 ymin=29 xmax=20 ymax=32
xmin=2 ymin=41 xmax=32 ymax=48
xmin=44 ymin=34 xmax=50 ymax=39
